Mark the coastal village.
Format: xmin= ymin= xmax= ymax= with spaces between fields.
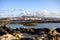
xmin=0 ymin=16 xmax=42 ymax=21
xmin=0 ymin=15 xmax=60 ymax=21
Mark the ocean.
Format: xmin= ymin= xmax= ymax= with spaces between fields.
xmin=7 ymin=23 xmax=60 ymax=29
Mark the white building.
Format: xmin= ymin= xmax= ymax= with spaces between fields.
xmin=22 ymin=16 xmax=42 ymax=20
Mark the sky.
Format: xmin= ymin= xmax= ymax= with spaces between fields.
xmin=0 ymin=0 xmax=60 ymax=17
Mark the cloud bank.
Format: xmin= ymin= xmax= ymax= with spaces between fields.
xmin=0 ymin=9 xmax=60 ymax=18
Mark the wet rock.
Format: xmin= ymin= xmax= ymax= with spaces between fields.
xmin=1 ymin=25 xmax=13 ymax=33
xmin=55 ymin=28 xmax=60 ymax=33
xmin=20 ymin=28 xmax=28 ymax=33
xmin=19 ymin=38 xmax=35 ymax=40
xmin=0 ymin=27 xmax=8 ymax=36
xmin=15 ymin=28 xmax=20 ymax=31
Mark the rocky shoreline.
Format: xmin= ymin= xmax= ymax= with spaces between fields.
xmin=0 ymin=25 xmax=60 ymax=40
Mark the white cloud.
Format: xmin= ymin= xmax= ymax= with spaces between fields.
xmin=40 ymin=10 xmax=60 ymax=18
xmin=19 ymin=9 xmax=35 ymax=16
xmin=42 ymin=10 xmax=49 ymax=16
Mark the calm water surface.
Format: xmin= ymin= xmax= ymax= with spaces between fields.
xmin=7 ymin=23 xmax=60 ymax=29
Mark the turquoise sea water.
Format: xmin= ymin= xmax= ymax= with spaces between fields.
xmin=7 ymin=23 xmax=60 ymax=29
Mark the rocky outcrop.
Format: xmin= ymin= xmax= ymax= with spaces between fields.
xmin=1 ymin=34 xmax=19 ymax=40
xmin=19 ymin=28 xmax=50 ymax=35
xmin=0 ymin=26 xmax=60 ymax=40
xmin=0 ymin=27 xmax=8 ymax=36
xmin=19 ymin=28 xmax=60 ymax=40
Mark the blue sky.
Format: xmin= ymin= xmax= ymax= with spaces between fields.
xmin=0 ymin=0 xmax=60 ymax=17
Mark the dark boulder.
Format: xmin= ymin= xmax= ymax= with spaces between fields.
xmin=19 ymin=38 xmax=34 ymax=40
xmin=43 ymin=28 xmax=50 ymax=33
xmin=55 ymin=28 xmax=60 ymax=33
xmin=0 ymin=27 xmax=7 ymax=36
